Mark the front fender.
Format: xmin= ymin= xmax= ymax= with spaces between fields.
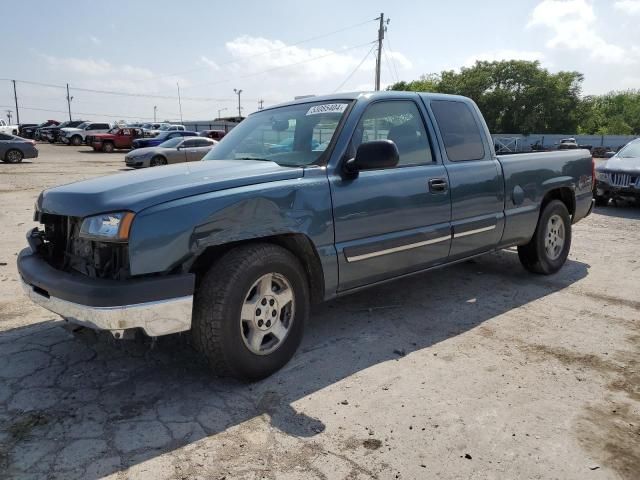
xmin=127 ymin=169 xmax=336 ymax=281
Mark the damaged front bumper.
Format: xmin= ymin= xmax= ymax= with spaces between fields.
xmin=18 ymin=248 xmax=195 ymax=337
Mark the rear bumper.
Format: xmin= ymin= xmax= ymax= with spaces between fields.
xmin=18 ymin=248 xmax=195 ymax=336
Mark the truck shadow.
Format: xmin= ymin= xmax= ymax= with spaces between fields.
xmin=0 ymin=249 xmax=589 ymax=478
xmin=593 ymin=203 xmax=640 ymax=220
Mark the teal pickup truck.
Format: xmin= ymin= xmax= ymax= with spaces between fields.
xmin=18 ymin=91 xmax=595 ymax=380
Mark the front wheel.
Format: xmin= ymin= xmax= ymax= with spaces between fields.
xmin=71 ymin=135 xmax=82 ymax=146
xmin=518 ymin=199 xmax=572 ymax=275
xmin=102 ymin=142 xmax=114 ymax=153
xmin=149 ymin=155 xmax=167 ymax=167
xmin=192 ymin=243 xmax=309 ymax=381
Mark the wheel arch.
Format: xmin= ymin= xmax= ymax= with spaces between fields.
xmin=188 ymin=233 xmax=325 ymax=304
xmin=540 ymin=187 xmax=575 ymax=219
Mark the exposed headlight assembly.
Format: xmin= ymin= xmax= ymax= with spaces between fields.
xmin=79 ymin=211 xmax=135 ymax=242
xmin=595 ymin=171 xmax=608 ymax=182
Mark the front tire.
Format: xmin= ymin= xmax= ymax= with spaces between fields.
xmin=71 ymin=135 xmax=82 ymax=146
xmin=102 ymin=142 xmax=114 ymax=153
xmin=192 ymin=243 xmax=309 ymax=381
xmin=518 ymin=200 xmax=571 ymax=275
xmin=149 ymin=155 xmax=167 ymax=167
xmin=3 ymin=149 xmax=23 ymax=163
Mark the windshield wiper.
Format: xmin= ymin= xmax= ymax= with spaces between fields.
xmin=235 ymin=157 xmax=274 ymax=162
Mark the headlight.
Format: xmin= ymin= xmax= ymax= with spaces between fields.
xmin=79 ymin=211 xmax=135 ymax=242
xmin=595 ymin=172 xmax=608 ymax=182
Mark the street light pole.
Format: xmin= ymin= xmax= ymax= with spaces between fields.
xmin=66 ymin=83 xmax=73 ymax=121
xmin=153 ymin=106 xmax=157 ymax=122
xmin=217 ymin=107 xmax=227 ymax=120
xmin=233 ymin=88 xmax=243 ymax=117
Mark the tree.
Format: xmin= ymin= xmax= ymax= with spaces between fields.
xmin=388 ymin=60 xmax=584 ymax=134
xmin=577 ymin=91 xmax=640 ymax=135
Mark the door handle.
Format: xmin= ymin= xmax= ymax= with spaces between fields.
xmin=428 ymin=178 xmax=448 ymax=193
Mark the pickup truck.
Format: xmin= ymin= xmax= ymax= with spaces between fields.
xmin=0 ymin=119 xmax=19 ymax=136
xmin=60 ymin=122 xmax=111 ymax=146
xmin=90 ymin=127 xmax=144 ymax=152
xmin=18 ymin=92 xmax=595 ymax=381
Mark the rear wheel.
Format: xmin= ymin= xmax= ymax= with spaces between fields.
xmin=192 ymin=243 xmax=309 ymax=381
xmin=518 ymin=199 xmax=571 ymax=275
xmin=102 ymin=142 xmax=114 ymax=153
xmin=3 ymin=149 xmax=23 ymax=163
xmin=150 ymin=155 xmax=167 ymax=167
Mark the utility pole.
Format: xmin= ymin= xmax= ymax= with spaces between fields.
xmin=12 ymin=80 xmax=19 ymax=125
xmin=153 ymin=105 xmax=157 ymax=122
xmin=258 ymin=99 xmax=264 ymax=110
xmin=375 ymin=13 xmax=388 ymax=91
xmin=176 ymin=83 xmax=184 ymax=124
xmin=233 ymin=88 xmax=243 ymax=117
xmin=6 ymin=110 xmax=12 ymax=124
xmin=217 ymin=107 xmax=227 ymax=120
xmin=66 ymin=83 xmax=73 ymax=121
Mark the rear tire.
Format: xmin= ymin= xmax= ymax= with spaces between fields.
xmin=192 ymin=243 xmax=309 ymax=381
xmin=149 ymin=155 xmax=167 ymax=167
xmin=3 ymin=149 xmax=23 ymax=163
xmin=518 ymin=199 xmax=571 ymax=275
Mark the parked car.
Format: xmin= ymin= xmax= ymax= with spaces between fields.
xmin=0 ymin=119 xmax=20 ymax=136
xmin=59 ymin=122 xmax=111 ymax=146
xmin=557 ymin=138 xmax=578 ymax=150
xmin=200 ymin=130 xmax=227 ymax=141
xmin=125 ymin=136 xmax=217 ymax=167
xmin=594 ymin=138 xmax=640 ymax=205
xmin=131 ymin=130 xmax=198 ymax=149
xmin=41 ymin=120 xmax=86 ymax=144
xmin=18 ymin=124 xmax=38 ymax=137
xmin=148 ymin=124 xmax=186 ymax=137
xmin=18 ymin=91 xmax=594 ymax=380
xmin=20 ymin=120 xmax=59 ymax=139
xmin=141 ymin=123 xmax=164 ymax=137
xmin=91 ymin=127 xmax=144 ymax=152
xmin=0 ymin=133 xmax=38 ymax=163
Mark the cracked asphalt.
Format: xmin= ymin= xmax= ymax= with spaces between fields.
xmin=0 ymin=145 xmax=639 ymax=479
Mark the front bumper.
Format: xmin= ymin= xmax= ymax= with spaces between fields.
xmin=125 ymin=156 xmax=149 ymax=168
xmin=596 ymin=180 xmax=640 ymax=198
xmin=18 ymin=248 xmax=195 ymax=337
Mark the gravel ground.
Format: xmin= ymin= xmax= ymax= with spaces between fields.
xmin=0 ymin=144 xmax=638 ymax=479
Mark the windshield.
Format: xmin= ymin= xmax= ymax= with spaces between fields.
xmin=74 ymin=122 xmax=89 ymax=129
xmin=158 ymin=137 xmax=183 ymax=148
xmin=57 ymin=121 xmax=70 ymax=128
xmin=158 ymin=125 xmax=171 ymax=131
xmin=618 ymin=142 xmax=640 ymax=158
xmin=203 ymin=100 xmax=351 ymax=166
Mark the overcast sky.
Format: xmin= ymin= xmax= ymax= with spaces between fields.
xmin=2 ymin=0 xmax=639 ymax=123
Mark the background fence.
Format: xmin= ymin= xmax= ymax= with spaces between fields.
xmin=491 ymin=134 xmax=639 ymax=153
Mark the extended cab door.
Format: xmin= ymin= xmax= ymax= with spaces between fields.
xmin=330 ymin=99 xmax=452 ymax=291
xmin=427 ymin=99 xmax=505 ymax=260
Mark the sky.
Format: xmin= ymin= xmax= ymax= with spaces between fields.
xmin=2 ymin=0 xmax=639 ymax=124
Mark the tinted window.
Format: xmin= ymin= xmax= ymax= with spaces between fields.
xmin=431 ymin=100 xmax=485 ymax=161
xmin=351 ymin=100 xmax=433 ymax=166
xmin=182 ymin=139 xmax=198 ymax=147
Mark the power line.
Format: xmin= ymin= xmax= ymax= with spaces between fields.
xmin=144 ymin=17 xmax=377 ymax=82
xmin=382 ymin=44 xmax=399 ymax=84
xmin=333 ymin=44 xmax=376 ymax=92
xmin=0 ymin=104 xmax=158 ymax=121
xmin=384 ymin=32 xmax=401 ymax=83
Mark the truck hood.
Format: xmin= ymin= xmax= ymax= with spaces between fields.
xmin=601 ymin=156 xmax=640 ymax=173
xmin=37 ymin=160 xmax=304 ymax=217
xmin=60 ymin=127 xmax=83 ymax=133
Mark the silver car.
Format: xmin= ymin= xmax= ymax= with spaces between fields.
xmin=0 ymin=133 xmax=39 ymax=163
xmin=125 ymin=136 xmax=217 ymax=168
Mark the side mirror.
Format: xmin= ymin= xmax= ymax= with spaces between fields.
xmin=604 ymin=151 xmax=615 ymax=159
xmin=344 ymin=140 xmax=399 ymax=175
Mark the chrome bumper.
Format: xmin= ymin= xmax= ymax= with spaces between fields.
xmin=22 ymin=280 xmax=193 ymax=337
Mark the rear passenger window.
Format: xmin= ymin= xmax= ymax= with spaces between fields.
xmin=431 ymin=100 xmax=485 ymax=161
xmin=352 ymin=101 xmax=433 ymax=166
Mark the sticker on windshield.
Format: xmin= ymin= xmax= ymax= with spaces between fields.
xmin=306 ymin=103 xmax=348 ymax=116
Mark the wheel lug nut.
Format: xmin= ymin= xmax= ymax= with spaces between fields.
xmin=261 ymin=298 xmax=267 ymax=306
xmin=266 ymin=320 xmax=271 ymax=327
xmin=258 ymin=320 xmax=263 ymax=327
xmin=272 ymin=310 xmax=277 ymax=317
xmin=269 ymin=299 xmax=275 ymax=306
xmin=256 ymin=308 xmax=261 ymax=316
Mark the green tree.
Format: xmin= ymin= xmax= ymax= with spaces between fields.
xmin=577 ymin=91 xmax=640 ymax=135
xmin=389 ymin=60 xmax=584 ymax=134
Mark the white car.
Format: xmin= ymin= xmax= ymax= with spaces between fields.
xmin=0 ymin=119 xmax=19 ymax=136
xmin=59 ymin=122 xmax=111 ymax=146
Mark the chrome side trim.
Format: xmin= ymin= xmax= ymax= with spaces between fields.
xmin=346 ymin=235 xmax=451 ymax=262
xmin=21 ymin=280 xmax=193 ymax=337
xmin=454 ymin=225 xmax=496 ymax=238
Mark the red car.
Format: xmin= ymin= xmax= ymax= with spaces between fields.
xmin=200 ymin=129 xmax=227 ymax=141
xmin=91 ymin=128 xmax=144 ymax=152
